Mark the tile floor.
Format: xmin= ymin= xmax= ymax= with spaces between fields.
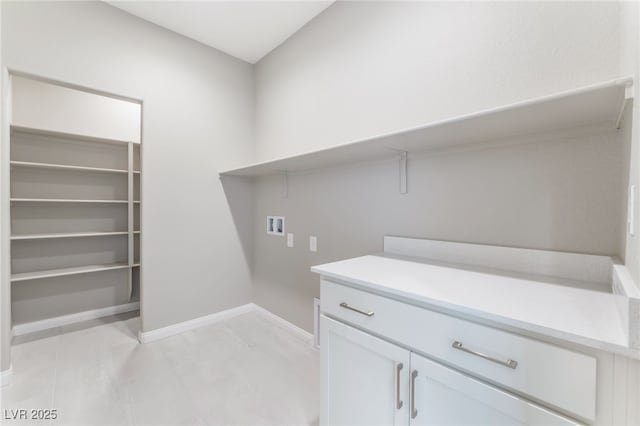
xmin=0 ymin=311 xmax=319 ymax=426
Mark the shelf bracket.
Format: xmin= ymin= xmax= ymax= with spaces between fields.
xmin=283 ymin=171 xmax=288 ymax=198
xmin=616 ymin=84 xmax=634 ymax=130
xmin=127 ymin=142 xmax=134 ymax=301
xmin=399 ymin=151 xmax=408 ymax=194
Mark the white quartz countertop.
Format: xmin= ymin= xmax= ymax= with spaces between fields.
xmin=311 ymin=254 xmax=638 ymax=358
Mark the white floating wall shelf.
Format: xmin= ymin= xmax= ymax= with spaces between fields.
xmin=219 ymin=78 xmax=634 ymax=182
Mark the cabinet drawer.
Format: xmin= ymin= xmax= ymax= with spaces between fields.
xmin=321 ymin=279 xmax=597 ymax=421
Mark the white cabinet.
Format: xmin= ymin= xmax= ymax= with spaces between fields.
xmin=321 ymin=315 xmax=410 ymax=426
xmin=409 ymin=352 xmax=579 ymax=426
xmin=320 ymin=279 xmax=597 ymax=420
xmin=314 ymin=240 xmax=640 ymax=426
xmin=321 ymin=315 xmax=580 ymax=426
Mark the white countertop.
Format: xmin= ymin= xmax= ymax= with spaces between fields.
xmin=311 ymin=254 xmax=638 ymax=358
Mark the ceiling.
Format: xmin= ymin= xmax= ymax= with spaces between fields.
xmin=106 ymin=1 xmax=334 ymax=64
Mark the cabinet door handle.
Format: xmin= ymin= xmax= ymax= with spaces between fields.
xmin=395 ymin=362 xmax=403 ymax=410
xmin=410 ymin=370 xmax=418 ymax=419
xmin=452 ymin=341 xmax=518 ymax=369
xmin=339 ymin=302 xmax=374 ymax=317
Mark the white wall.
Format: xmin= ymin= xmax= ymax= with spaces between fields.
xmin=0 ymin=1 xmax=12 ymax=374
xmin=1 ymin=1 xmax=637 ymax=367
xmin=620 ymin=1 xmax=640 ymax=284
xmin=1 ymin=0 xmax=255 ymax=350
xmin=11 ymin=75 xmax=142 ymax=143
xmin=251 ymin=1 xmax=633 ymax=332
xmin=255 ymin=1 xmax=621 ymax=162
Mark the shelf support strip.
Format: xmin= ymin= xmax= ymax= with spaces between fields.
xmin=127 ymin=142 xmax=134 ymax=301
xmin=283 ymin=171 xmax=288 ymax=198
xmin=400 ymin=151 xmax=408 ymax=194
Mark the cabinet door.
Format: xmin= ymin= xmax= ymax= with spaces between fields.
xmin=321 ymin=315 xmax=410 ymax=426
xmin=409 ymin=353 xmax=581 ymax=426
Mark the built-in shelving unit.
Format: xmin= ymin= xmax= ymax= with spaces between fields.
xmin=220 ymin=78 xmax=633 ymax=178
xmin=9 ymin=125 xmax=142 ymax=297
xmin=7 ymin=74 xmax=144 ymax=329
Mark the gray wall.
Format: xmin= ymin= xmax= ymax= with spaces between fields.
xmin=1 ymin=0 xmax=255 ymax=348
xmin=252 ymin=1 xmax=634 ymax=332
xmin=252 ymin=131 xmax=625 ymax=332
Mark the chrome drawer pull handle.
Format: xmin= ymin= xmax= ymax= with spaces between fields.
xmin=452 ymin=341 xmax=518 ymax=370
xmin=410 ymin=370 xmax=418 ymax=419
xmin=339 ymin=302 xmax=374 ymax=317
xmin=395 ymin=362 xmax=403 ymax=410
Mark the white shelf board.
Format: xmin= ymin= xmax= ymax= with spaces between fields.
xmin=10 ymin=198 xmax=129 ymax=204
xmin=11 ymin=263 xmax=130 ymax=282
xmin=132 ymin=263 xmax=140 ymax=267
xmin=11 ymin=231 xmax=129 ymax=240
xmin=11 ymin=124 xmax=134 ymax=146
xmin=10 ymin=160 xmax=129 ymax=174
xmin=220 ymin=78 xmax=633 ymax=177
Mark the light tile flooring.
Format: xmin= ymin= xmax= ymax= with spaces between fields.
xmin=1 ymin=311 xmax=319 ymax=426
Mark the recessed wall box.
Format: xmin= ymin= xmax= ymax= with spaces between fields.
xmin=267 ymin=216 xmax=285 ymax=236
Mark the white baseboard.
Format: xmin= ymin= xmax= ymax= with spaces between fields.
xmin=251 ymin=303 xmax=315 ymax=347
xmin=1 ymin=364 xmax=13 ymax=387
xmin=138 ymin=303 xmax=254 ymax=344
xmin=12 ymin=302 xmax=140 ymax=337
xmin=137 ymin=302 xmax=316 ymax=348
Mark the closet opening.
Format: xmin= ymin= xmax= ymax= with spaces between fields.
xmin=7 ymin=73 xmax=143 ymax=342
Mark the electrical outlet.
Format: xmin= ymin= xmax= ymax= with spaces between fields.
xmin=287 ymin=233 xmax=294 ymax=247
xmin=309 ymin=236 xmax=317 ymax=252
